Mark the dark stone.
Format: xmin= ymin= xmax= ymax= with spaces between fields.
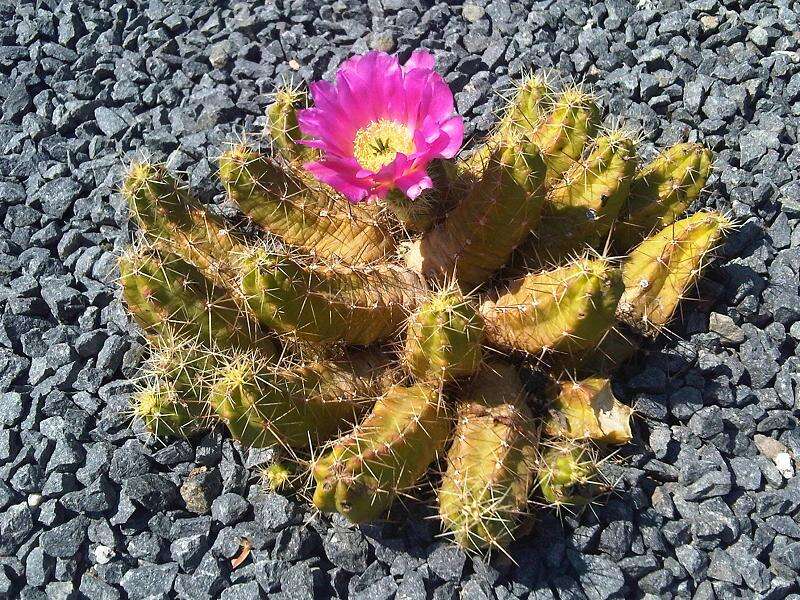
xmin=120 ymin=563 xmax=178 ymax=599
xmin=36 ymin=178 xmax=81 ymax=219
xmin=40 ymin=515 xmax=90 ymax=558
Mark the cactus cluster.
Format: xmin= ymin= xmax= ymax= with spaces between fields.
xmin=118 ymin=69 xmax=730 ymax=555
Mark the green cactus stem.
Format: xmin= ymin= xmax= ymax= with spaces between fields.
xmin=529 ymin=86 xmax=600 ymax=182
xmin=518 ymin=130 xmax=638 ymax=267
xmin=122 ymin=162 xmax=246 ymax=286
xmin=480 ymin=258 xmax=623 ymax=357
xmin=405 ymin=143 xmax=546 ymax=289
xmin=614 ymin=143 xmax=713 ymax=252
xmin=118 ymin=246 xmax=276 ymax=356
xmin=266 ymin=83 xmax=316 ymax=163
xmin=209 ymin=352 xmax=379 ymax=449
xmin=438 ymin=363 xmax=538 ymax=552
xmin=538 ymin=443 xmax=602 ymax=509
xmin=312 ymin=384 xmax=451 ymax=523
xmin=616 ymin=210 xmax=731 ymax=335
xmin=404 ymin=285 xmax=484 ymax=382
xmin=219 ymin=145 xmax=395 ymax=264
xmin=240 ymin=248 xmax=423 ymax=345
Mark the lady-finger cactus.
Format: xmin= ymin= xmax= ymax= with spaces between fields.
xmin=538 ymin=442 xmax=603 ymax=510
xmin=480 ymin=258 xmax=623 ymax=357
xmin=461 ymin=73 xmax=554 ymax=180
xmin=118 ymin=246 xmax=276 ymax=356
xmin=518 ymin=130 xmax=638 ymax=267
xmin=121 ymin=162 xmax=247 ymax=284
xmin=117 ymin=55 xmax=732 ymax=554
xmin=544 ymin=378 xmax=633 ymax=445
xmin=404 ymin=285 xmax=484 ymax=382
xmin=616 ymin=210 xmax=731 ymax=335
xmin=405 ymin=143 xmax=546 ymax=289
xmin=240 ymin=248 xmax=423 ymax=345
xmin=209 ymin=352 xmax=380 ymax=449
xmin=438 ymin=363 xmax=537 ymax=553
xmin=614 ymin=143 xmax=713 ymax=252
xmin=312 ymin=384 xmax=451 ymax=523
xmin=219 ymin=145 xmax=394 ymax=264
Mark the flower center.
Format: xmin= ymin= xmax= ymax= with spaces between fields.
xmin=353 ymin=119 xmax=414 ymax=172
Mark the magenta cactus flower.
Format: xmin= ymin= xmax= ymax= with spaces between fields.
xmin=297 ymin=51 xmax=464 ymax=203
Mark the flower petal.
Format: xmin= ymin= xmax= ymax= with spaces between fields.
xmin=299 ymin=50 xmax=463 ymax=202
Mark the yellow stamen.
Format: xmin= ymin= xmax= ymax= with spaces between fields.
xmin=353 ymin=119 xmax=414 ymax=172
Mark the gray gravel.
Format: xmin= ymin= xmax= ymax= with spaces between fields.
xmin=1 ymin=0 xmax=799 ymax=598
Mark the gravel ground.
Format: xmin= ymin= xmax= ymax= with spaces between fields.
xmin=1 ymin=0 xmax=799 ymax=598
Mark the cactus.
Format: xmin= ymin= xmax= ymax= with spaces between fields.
xmin=312 ymin=384 xmax=451 ymax=523
xmin=614 ymin=143 xmax=713 ymax=252
xmin=131 ymin=330 xmax=219 ymax=437
xmin=240 ymin=247 xmax=422 ymax=345
xmin=616 ymin=210 xmax=731 ymax=335
xmin=219 ymin=145 xmax=394 ymax=264
xmin=209 ymin=352 xmax=378 ymax=449
xmin=117 ymin=65 xmax=730 ymax=554
xmin=480 ymin=258 xmax=623 ymax=357
xmin=405 ymin=142 xmax=546 ymax=289
xmin=545 ymin=378 xmax=633 ymax=444
xmin=439 ymin=363 xmax=537 ymax=552
xmin=404 ymin=285 xmax=484 ymax=382
xmin=538 ymin=443 xmax=603 ymax=509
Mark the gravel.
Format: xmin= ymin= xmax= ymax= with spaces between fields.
xmin=0 ymin=0 xmax=798 ymax=598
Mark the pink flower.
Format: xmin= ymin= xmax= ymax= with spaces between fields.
xmin=297 ymin=51 xmax=464 ymax=203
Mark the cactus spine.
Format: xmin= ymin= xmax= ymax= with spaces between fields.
xmin=312 ymin=384 xmax=451 ymax=523
xmin=439 ymin=363 xmax=537 ymax=552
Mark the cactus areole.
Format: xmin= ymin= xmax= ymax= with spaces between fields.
xmin=119 ymin=51 xmax=728 ymax=555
